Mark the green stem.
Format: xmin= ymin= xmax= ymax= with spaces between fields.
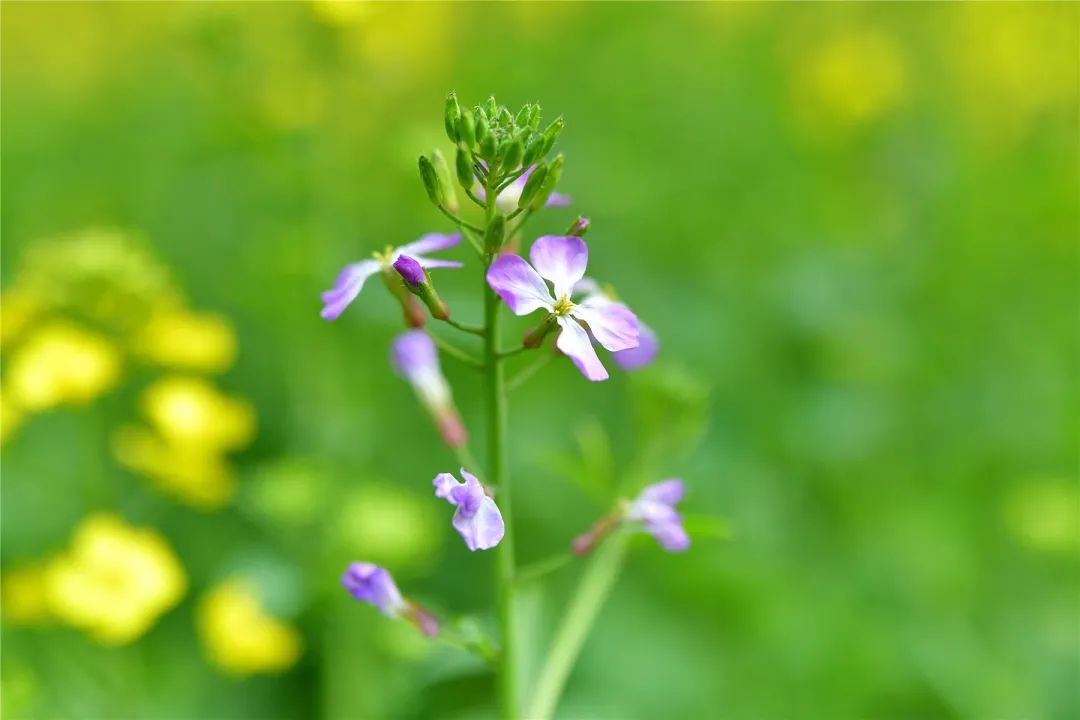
xmin=506 ymin=351 xmax=555 ymax=392
xmin=430 ymin=332 xmax=483 ymax=369
xmin=443 ymin=317 xmax=486 ymax=336
xmin=484 ymin=176 xmax=519 ymax=719
xmin=526 ymin=532 xmax=630 ymax=720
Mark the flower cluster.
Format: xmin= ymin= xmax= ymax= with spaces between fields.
xmin=197 ymin=580 xmax=303 ymax=676
xmin=327 ymin=94 xmax=691 ymax=673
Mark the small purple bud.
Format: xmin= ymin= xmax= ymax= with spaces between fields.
xmin=342 ymin=562 xmax=405 ymax=616
xmin=626 ymin=479 xmax=690 ymax=553
xmin=393 ymin=255 xmax=426 ymax=287
xmin=566 ymin=216 xmax=590 ymax=237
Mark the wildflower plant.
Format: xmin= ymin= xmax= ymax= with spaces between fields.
xmin=325 ymin=94 xmax=689 ymax=719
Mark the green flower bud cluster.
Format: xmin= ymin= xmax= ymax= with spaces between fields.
xmin=444 ymin=93 xmax=563 ymax=179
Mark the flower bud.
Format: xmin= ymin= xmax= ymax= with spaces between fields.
xmin=418 ymin=155 xmax=443 ymax=207
xmin=431 ymin=149 xmax=457 ymax=212
xmin=484 ymin=96 xmax=498 ymax=118
xmin=523 ymin=313 xmax=558 ymax=348
xmin=455 ymin=148 xmax=474 ymax=188
xmin=528 ymin=153 xmax=563 ymax=211
xmin=479 ymin=133 xmax=498 ymax=162
xmin=566 ymin=216 xmax=590 ymax=237
xmin=457 ymin=110 xmax=475 ymax=148
xmin=498 ymin=107 xmax=513 ymax=127
xmin=517 ymin=164 xmax=547 ymax=209
xmin=475 ymin=113 xmax=489 ymax=143
xmin=444 ymin=92 xmax=461 ymax=143
xmin=521 ymin=136 xmax=544 ymax=166
xmin=540 ymin=116 xmax=564 ymax=155
xmin=514 ymin=104 xmax=532 ymax=128
xmin=484 ymin=215 xmax=506 ymax=254
xmin=381 ymin=269 xmax=426 ymax=328
xmin=394 ymin=255 xmax=450 ymax=321
xmin=502 ymin=139 xmax=524 ymax=171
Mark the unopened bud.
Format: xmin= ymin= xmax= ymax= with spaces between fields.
xmin=522 ymin=136 xmax=544 ymax=166
xmin=431 ymin=149 xmax=457 ymax=212
xmin=503 ymin=139 xmax=524 ymax=171
xmin=475 ymin=114 xmax=489 ymax=144
xmin=498 ymin=107 xmax=513 ymax=127
xmin=566 ymin=216 xmax=590 ymax=237
xmin=518 ymin=164 xmax=548 ymax=209
xmin=479 ymin=133 xmax=498 ymax=162
xmin=455 ymin=147 xmax=474 ymax=187
xmin=485 ymin=214 xmax=506 ymax=254
xmin=484 ymin=96 xmax=498 ymax=118
xmin=382 ymin=270 xmax=426 ymax=328
xmin=529 ymin=153 xmax=563 ymax=211
xmin=572 ymin=510 xmax=623 ymax=556
xmin=523 ymin=314 xmax=558 ymax=348
xmin=540 ymin=116 xmax=564 ymax=156
xmin=393 ymin=255 xmax=450 ymax=321
xmin=514 ymin=104 xmax=532 ymax=128
xmin=418 ymin=155 xmax=443 ymax=207
xmin=444 ymin=92 xmax=461 ymax=143
xmin=457 ymin=110 xmax=475 ymax=147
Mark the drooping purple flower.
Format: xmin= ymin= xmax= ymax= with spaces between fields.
xmin=392 ymin=330 xmax=466 ymax=448
xmin=321 ymin=233 xmax=463 ymax=320
xmin=433 ymin=469 xmax=504 ymax=551
xmin=573 ymin=277 xmax=659 ymax=371
xmin=477 ymin=165 xmax=571 ymax=212
xmin=626 ymin=479 xmax=690 ymax=552
xmin=486 ymin=236 xmax=639 ymax=381
xmin=392 ymin=254 xmax=426 ymax=287
xmin=342 ymin=562 xmax=406 ymax=616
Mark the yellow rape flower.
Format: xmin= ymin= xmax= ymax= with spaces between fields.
xmin=197 ymin=580 xmax=302 ymax=676
xmin=0 ymin=291 xmax=40 ymax=349
xmin=1 ymin=564 xmax=52 ymax=624
xmin=6 ymin=322 xmax=121 ymax=411
xmin=133 ymin=309 xmax=237 ymax=373
xmin=141 ymin=376 xmax=255 ymax=452
xmin=796 ymin=29 xmax=907 ymax=131
xmin=113 ymin=425 xmax=237 ymax=510
xmin=45 ymin=514 xmax=186 ymax=644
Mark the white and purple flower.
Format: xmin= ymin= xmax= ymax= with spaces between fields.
xmin=486 ymin=235 xmax=639 ymax=381
xmin=321 ymin=233 xmax=463 ymax=321
xmin=478 ymin=164 xmax=571 ymax=213
xmin=392 ymin=330 xmax=467 ymax=448
xmin=573 ymin=278 xmax=659 ymax=371
xmin=342 ymin=562 xmax=439 ymax=636
xmin=433 ymin=469 xmax=505 ymax=551
xmin=626 ymin=479 xmax=690 ymax=552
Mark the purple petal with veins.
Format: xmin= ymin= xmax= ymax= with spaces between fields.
xmin=572 ymin=298 xmax=639 ymax=352
xmin=321 ymin=259 xmax=381 ymax=321
xmin=432 ymin=469 xmax=504 ymax=551
xmin=341 ymin=562 xmax=405 ymax=615
xmin=398 ymin=232 xmax=462 ymax=256
xmin=555 ymin=317 xmax=609 ymax=381
xmin=612 ymin=322 xmax=659 ymax=370
xmin=486 ymin=254 xmax=555 ymax=315
xmin=529 ymin=235 xmax=588 ymax=300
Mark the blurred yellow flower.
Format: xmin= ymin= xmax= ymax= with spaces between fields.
xmin=134 ymin=309 xmax=237 ymax=373
xmin=0 ymin=291 xmax=40 ymax=349
xmin=113 ymin=425 xmax=237 ymax=510
xmin=1 ymin=564 xmax=52 ymax=624
xmin=334 ymin=484 xmax=440 ymax=573
xmin=6 ymin=322 xmax=121 ymax=411
xmin=311 ymin=0 xmax=370 ymax=27
xmin=197 ymin=580 xmax=302 ymax=676
xmin=794 ymin=28 xmax=907 ymax=132
xmin=142 ymin=376 xmax=255 ymax=452
xmin=45 ymin=514 xmax=186 ymax=644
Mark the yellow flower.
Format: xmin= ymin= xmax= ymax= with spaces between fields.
xmin=794 ymin=28 xmax=907 ymax=132
xmin=6 ymin=322 xmax=121 ymax=411
xmin=141 ymin=376 xmax=255 ymax=452
xmin=133 ymin=309 xmax=237 ymax=373
xmin=197 ymin=580 xmax=302 ymax=676
xmin=45 ymin=514 xmax=186 ymax=644
xmin=1 ymin=564 xmax=51 ymax=624
xmin=113 ymin=425 xmax=237 ymax=509
xmin=0 ymin=291 xmax=40 ymax=349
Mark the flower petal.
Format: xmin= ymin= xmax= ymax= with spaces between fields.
xmin=452 ymin=496 xmax=505 ymax=551
xmin=341 ymin=562 xmax=404 ymax=615
xmin=448 ymin=471 xmax=485 ymax=517
xmin=397 ymin=232 xmax=462 ymax=256
xmin=433 ymin=472 xmax=460 ymax=502
xmin=612 ymin=322 xmax=659 ymax=370
xmin=638 ymin=478 xmax=685 ymax=506
xmin=648 ymin=519 xmax=690 ymax=553
xmin=391 ymin=330 xmax=439 ymax=380
xmin=572 ymin=299 xmax=639 ymax=352
xmin=486 ymin=254 xmax=555 ymax=316
xmin=555 ymin=317 xmax=608 ymax=381
xmin=320 ymin=260 xmax=380 ymax=321
xmin=414 ymin=257 xmax=464 ymax=270
xmin=545 ymin=191 xmax=571 ymax=207
xmin=529 ymin=236 xmax=588 ymax=300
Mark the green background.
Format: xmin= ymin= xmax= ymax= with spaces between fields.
xmin=2 ymin=2 xmax=1077 ymax=719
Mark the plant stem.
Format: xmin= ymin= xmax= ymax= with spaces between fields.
xmin=526 ymin=531 xmax=630 ymax=720
xmin=484 ymin=175 xmax=519 ymax=719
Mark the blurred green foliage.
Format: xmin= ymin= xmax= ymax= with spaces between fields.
xmin=2 ymin=2 xmax=1077 ymax=719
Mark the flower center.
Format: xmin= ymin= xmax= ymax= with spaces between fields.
xmin=552 ymin=294 xmax=575 ymax=317
xmin=372 ymin=245 xmax=396 ymax=266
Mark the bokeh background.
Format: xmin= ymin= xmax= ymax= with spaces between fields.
xmin=2 ymin=3 xmax=1077 ymax=719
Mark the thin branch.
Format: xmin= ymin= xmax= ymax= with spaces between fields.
xmin=506 ymin=351 xmax=555 ymax=392
xmin=515 ymin=554 xmax=573 ymax=586
xmin=442 ymin=317 xmax=486 ymax=336
xmin=430 ymin=332 xmax=483 ymax=369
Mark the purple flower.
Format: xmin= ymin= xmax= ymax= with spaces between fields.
xmin=393 ymin=255 xmax=426 ymax=287
xmin=341 ymin=562 xmax=406 ymax=616
xmin=573 ymin=277 xmax=659 ymax=371
xmin=477 ymin=165 xmax=571 ymax=212
xmin=321 ymin=233 xmax=463 ymax=320
xmin=626 ymin=479 xmax=690 ymax=552
xmin=433 ymin=469 xmax=505 ymax=551
xmin=486 ymin=236 xmax=639 ymax=381
xmin=392 ymin=330 xmax=466 ymax=447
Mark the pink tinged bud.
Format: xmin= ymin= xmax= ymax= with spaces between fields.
xmin=572 ymin=510 xmax=623 ymax=556
xmin=391 ymin=331 xmax=467 ymax=448
xmin=393 ymin=255 xmax=426 ymax=287
xmin=405 ymin=601 xmax=441 ymax=637
xmin=436 ymin=410 xmax=468 ymax=449
xmin=566 ymin=216 xmax=590 ymax=237
xmin=342 ymin=562 xmax=406 ymax=616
